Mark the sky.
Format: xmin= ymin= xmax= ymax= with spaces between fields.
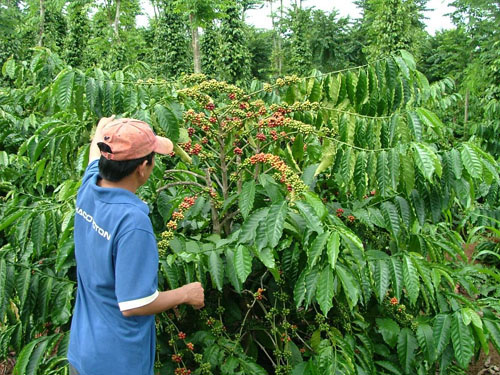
xmin=137 ymin=0 xmax=456 ymax=35
xmin=244 ymin=0 xmax=455 ymax=35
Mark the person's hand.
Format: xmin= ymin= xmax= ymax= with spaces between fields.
xmin=95 ymin=115 xmax=115 ymax=135
xmin=182 ymin=282 xmax=204 ymax=309
xmin=90 ymin=115 xmax=115 ymax=141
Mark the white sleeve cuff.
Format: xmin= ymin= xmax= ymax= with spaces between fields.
xmin=118 ymin=290 xmax=159 ymax=311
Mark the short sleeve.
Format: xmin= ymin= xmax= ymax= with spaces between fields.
xmin=114 ymin=229 xmax=159 ymax=311
xmin=81 ymin=159 xmax=99 ymax=186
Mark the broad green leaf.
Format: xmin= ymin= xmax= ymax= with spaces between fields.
xmin=337 ymin=225 xmax=364 ymax=253
xmin=376 ymin=361 xmax=403 ymax=375
xmin=329 ymin=74 xmax=341 ymax=104
xmin=55 ymin=237 xmax=74 ymax=273
xmin=295 ymin=201 xmax=323 ymax=234
xmin=354 ymin=151 xmax=367 ymax=199
xmin=416 ymin=324 xmax=436 ymax=363
xmin=326 ymin=232 xmax=340 ymax=269
xmin=16 ymin=268 xmax=31 ymax=311
xmin=407 ymin=111 xmax=422 ymax=141
xmin=305 ymin=268 xmax=320 ymax=307
xmin=382 ymin=202 xmax=400 ymax=238
xmin=484 ymin=319 xmax=500 ymax=354
xmin=3 ymin=58 xmax=16 ymax=79
xmin=308 ymin=79 xmax=321 ymax=102
xmin=402 ymin=255 xmax=419 ymax=305
xmin=154 ymin=104 xmax=180 ymax=142
xmin=376 ymin=318 xmax=400 ymax=348
xmin=235 ymin=245 xmax=252 ymax=284
xmin=13 ymin=337 xmax=44 ymax=375
xmin=356 ymin=69 xmax=368 ymax=106
xmin=336 ymin=264 xmax=359 ymax=309
xmin=239 ymin=208 xmax=269 ymax=244
xmin=308 ymin=231 xmax=330 ymax=269
xmin=461 ymin=307 xmax=482 ymax=328
xmin=294 ymin=269 xmax=307 ymax=308
xmin=258 ymin=248 xmax=276 ymax=271
xmin=412 ymin=142 xmax=437 ymax=181
xmin=225 ymin=249 xmax=242 ymax=294
xmin=451 ymin=311 xmax=474 ymax=368
xmin=434 ymin=314 xmax=451 ymax=357
xmin=26 ymin=336 xmax=49 ymax=375
xmin=267 ymin=201 xmax=287 ymax=248
xmin=374 ymin=259 xmax=390 ymax=303
xmin=400 ymin=152 xmax=415 ymax=195
xmin=460 ymin=143 xmax=482 ymax=179
xmin=31 ymin=213 xmax=46 ymax=256
xmin=209 ymin=251 xmax=224 ymax=291
xmin=397 ymin=328 xmax=417 ymax=374
xmin=239 ymin=180 xmax=255 ymax=219
xmin=0 ymin=210 xmax=26 ymax=231
xmin=417 ymin=108 xmax=443 ymax=137
xmin=0 ymin=258 xmax=7 ymax=319
xmin=316 ymin=267 xmax=334 ymax=315
xmin=303 ymin=192 xmax=327 ymax=220
xmin=400 ymin=50 xmax=416 ymax=71
xmin=377 ymin=150 xmax=391 ymax=197
xmin=55 ymin=70 xmax=75 ymax=109
xmin=390 ymin=257 xmax=403 ymax=300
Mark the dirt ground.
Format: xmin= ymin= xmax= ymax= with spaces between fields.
xmin=468 ymin=344 xmax=500 ymax=375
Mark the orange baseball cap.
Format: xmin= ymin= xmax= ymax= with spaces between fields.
xmin=99 ymin=118 xmax=173 ymax=161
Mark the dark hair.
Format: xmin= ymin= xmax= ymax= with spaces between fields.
xmin=97 ymin=142 xmax=154 ymax=182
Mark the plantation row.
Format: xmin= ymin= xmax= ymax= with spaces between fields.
xmin=1 ymin=48 xmax=500 ymax=375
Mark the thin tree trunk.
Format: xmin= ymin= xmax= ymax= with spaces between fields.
xmin=278 ymin=0 xmax=283 ymax=75
xmin=190 ymin=13 xmax=201 ymax=73
xmin=38 ymin=0 xmax=45 ymax=47
xmin=464 ymin=88 xmax=469 ymax=125
xmin=114 ymin=0 xmax=121 ymax=41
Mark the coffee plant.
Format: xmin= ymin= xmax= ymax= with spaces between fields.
xmin=1 ymin=47 xmax=500 ymax=375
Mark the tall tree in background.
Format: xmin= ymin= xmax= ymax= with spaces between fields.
xmin=358 ymin=0 xmax=427 ymax=60
xmin=200 ymin=20 xmax=221 ymax=77
xmin=65 ymin=0 xmax=91 ymax=68
xmin=218 ymin=3 xmax=251 ymax=83
xmin=172 ymin=0 xmax=229 ymax=73
xmin=152 ymin=0 xmax=191 ymax=77
xmin=286 ymin=5 xmax=312 ymax=75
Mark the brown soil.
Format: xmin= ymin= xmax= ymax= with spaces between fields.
xmin=468 ymin=344 xmax=500 ymax=375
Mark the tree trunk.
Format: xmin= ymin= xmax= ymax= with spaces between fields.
xmin=38 ymin=0 xmax=45 ymax=47
xmin=464 ymin=88 xmax=469 ymax=125
xmin=114 ymin=0 xmax=121 ymax=41
xmin=190 ymin=13 xmax=201 ymax=73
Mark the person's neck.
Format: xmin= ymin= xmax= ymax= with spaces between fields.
xmin=97 ymin=176 xmax=139 ymax=194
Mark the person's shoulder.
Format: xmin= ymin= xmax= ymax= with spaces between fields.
xmin=120 ymin=204 xmax=153 ymax=232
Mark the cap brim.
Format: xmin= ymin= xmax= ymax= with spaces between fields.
xmin=154 ymin=136 xmax=174 ymax=155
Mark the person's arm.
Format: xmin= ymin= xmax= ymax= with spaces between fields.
xmin=122 ymin=282 xmax=204 ymax=317
xmin=89 ymin=116 xmax=115 ymax=164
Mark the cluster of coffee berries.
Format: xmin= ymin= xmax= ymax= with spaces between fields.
xmin=180 ymin=73 xmax=207 ymax=85
xmin=158 ymin=196 xmax=198 ymax=256
xmin=171 ymin=354 xmax=182 ymax=363
xmin=174 ymin=368 xmax=191 ymax=375
xmin=184 ymin=110 xmax=214 ymax=134
xmin=254 ymin=288 xmax=265 ymax=301
xmin=242 ymin=153 xmax=308 ymax=196
xmin=178 ymin=141 xmax=203 ymax=156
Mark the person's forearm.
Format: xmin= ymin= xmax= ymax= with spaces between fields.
xmin=122 ymin=288 xmax=187 ymax=317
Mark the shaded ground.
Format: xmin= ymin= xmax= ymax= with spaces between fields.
xmin=468 ymin=344 xmax=500 ymax=375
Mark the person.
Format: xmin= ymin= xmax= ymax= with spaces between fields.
xmin=67 ymin=116 xmax=205 ymax=375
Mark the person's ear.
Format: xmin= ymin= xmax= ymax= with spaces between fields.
xmin=137 ymin=160 xmax=149 ymax=178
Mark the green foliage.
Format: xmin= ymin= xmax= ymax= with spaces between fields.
xmin=1 ymin=12 xmax=500 ymax=373
xmin=152 ymin=2 xmax=192 ymax=78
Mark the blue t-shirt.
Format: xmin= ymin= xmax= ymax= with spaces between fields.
xmin=68 ymin=160 xmax=159 ymax=375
